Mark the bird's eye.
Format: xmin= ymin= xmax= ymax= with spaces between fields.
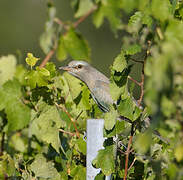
xmin=77 ymin=64 xmax=82 ymax=69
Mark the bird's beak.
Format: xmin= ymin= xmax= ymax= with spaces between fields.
xmin=59 ymin=66 xmax=71 ymax=71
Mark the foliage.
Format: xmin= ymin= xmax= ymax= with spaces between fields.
xmin=1 ymin=0 xmax=183 ymax=179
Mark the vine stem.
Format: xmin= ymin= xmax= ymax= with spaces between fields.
xmin=128 ymin=157 xmax=136 ymax=171
xmin=55 ymin=103 xmax=80 ymax=138
xmin=73 ymin=5 xmax=97 ymax=28
xmin=59 ymin=129 xmax=76 ymax=136
xmin=54 ymin=18 xmax=69 ymax=30
xmin=39 ymin=42 xmax=57 ymax=68
xmin=128 ymin=76 xmax=141 ymax=86
xmin=123 ymin=135 xmax=133 ymax=180
xmin=123 ymin=42 xmax=151 ymax=179
xmin=137 ymin=42 xmax=151 ymax=106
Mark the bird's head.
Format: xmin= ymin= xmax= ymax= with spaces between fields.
xmin=59 ymin=60 xmax=91 ymax=81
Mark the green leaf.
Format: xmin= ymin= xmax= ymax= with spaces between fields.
xmin=128 ymin=11 xmax=142 ymax=26
xmin=9 ymin=133 xmax=26 ymax=152
xmin=62 ymin=28 xmax=90 ymax=60
xmin=128 ymin=11 xmax=153 ymax=31
xmin=0 ymin=55 xmax=16 ymax=86
xmin=30 ymin=104 xmax=65 ymax=153
xmin=75 ymin=138 xmax=86 ymax=155
xmin=6 ymin=100 xmax=31 ymax=132
xmin=64 ymin=72 xmax=82 ymax=100
xmin=45 ymin=62 xmax=57 ymax=78
xmin=70 ymin=164 xmax=86 ymax=180
xmin=0 ymin=79 xmax=31 ymax=132
xmin=95 ymin=172 xmax=105 ymax=180
xmin=161 ymin=95 xmax=176 ymax=117
xmin=142 ymin=14 xmax=153 ymax=27
xmin=118 ymin=97 xmax=134 ymax=120
xmin=134 ymin=130 xmax=152 ymax=154
xmin=75 ymin=0 xmax=95 ymax=18
xmin=0 ymin=154 xmax=16 ymax=177
xmin=133 ymin=106 xmax=142 ymax=120
xmin=77 ymin=85 xmax=92 ymax=111
xmin=165 ymin=19 xmax=183 ymax=43
xmin=30 ymin=154 xmax=61 ymax=179
xmin=93 ymin=145 xmax=115 ymax=176
xmin=56 ymin=35 xmax=68 ymax=61
xmin=36 ymin=67 xmax=50 ymax=76
xmin=15 ymin=65 xmax=27 ymax=84
xmin=112 ymin=52 xmax=127 ymax=72
xmin=40 ymin=27 xmax=55 ymax=54
xmin=25 ymin=53 xmax=40 ymax=68
xmin=174 ymin=144 xmax=183 ymax=162
xmin=151 ymin=0 xmax=172 ymax=21
xmin=110 ymin=81 xmax=127 ymax=101
xmin=124 ymin=44 xmax=141 ymax=55
xmin=104 ymin=108 xmax=118 ymax=130
xmin=93 ymin=0 xmax=123 ymax=32
xmin=25 ymin=69 xmax=49 ymax=89
xmin=121 ymin=0 xmax=138 ymax=13
xmin=40 ymin=6 xmax=56 ymax=54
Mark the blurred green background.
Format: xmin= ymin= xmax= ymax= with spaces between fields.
xmin=0 ymin=0 xmax=123 ymax=75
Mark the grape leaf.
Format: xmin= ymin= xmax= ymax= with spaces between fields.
xmin=30 ymin=154 xmax=61 ymax=179
xmin=0 ymin=79 xmax=31 ymax=132
xmin=62 ymin=28 xmax=90 ymax=60
xmin=0 ymin=55 xmax=16 ymax=86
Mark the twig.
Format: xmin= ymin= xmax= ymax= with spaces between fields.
xmin=123 ymin=135 xmax=133 ymax=180
xmin=128 ymin=157 xmax=136 ymax=171
xmin=55 ymin=103 xmax=80 ymax=138
xmin=39 ymin=41 xmax=57 ymax=68
xmin=59 ymin=129 xmax=76 ymax=136
xmin=0 ymin=132 xmax=5 ymax=156
xmin=128 ymin=76 xmax=141 ymax=86
xmin=73 ymin=5 xmax=97 ymax=28
xmin=129 ymin=57 xmax=144 ymax=64
xmin=54 ymin=18 xmax=69 ymax=30
xmin=137 ymin=42 xmax=151 ymax=106
xmin=137 ymin=72 xmax=145 ymax=106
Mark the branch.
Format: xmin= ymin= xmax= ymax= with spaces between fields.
xmin=137 ymin=43 xmax=151 ymax=106
xmin=39 ymin=42 xmax=57 ymax=68
xmin=54 ymin=18 xmax=69 ymax=30
xmin=129 ymin=57 xmax=144 ymax=64
xmin=73 ymin=5 xmax=97 ymax=28
xmin=128 ymin=76 xmax=141 ymax=86
xmin=55 ymin=103 xmax=80 ymax=138
xmin=123 ymin=135 xmax=133 ymax=180
xmin=59 ymin=129 xmax=76 ymax=136
xmin=128 ymin=157 xmax=136 ymax=171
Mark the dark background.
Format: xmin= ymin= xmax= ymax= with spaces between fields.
xmin=0 ymin=0 xmax=123 ymax=74
xmin=0 ymin=0 xmax=141 ymax=97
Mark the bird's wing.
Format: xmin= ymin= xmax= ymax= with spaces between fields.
xmin=90 ymin=80 xmax=113 ymax=112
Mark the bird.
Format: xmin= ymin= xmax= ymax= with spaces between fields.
xmin=59 ymin=60 xmax=169 ymax=144
xmin=59 ymin=60 xmax=113 ymax=113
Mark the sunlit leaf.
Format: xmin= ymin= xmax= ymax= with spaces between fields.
xmin=62 ymin=28 xmax=90 ymax=60
xmin=25 ymin=53 xmax=40 ymax=68
xmin=30 ymin=154 xmax=61 ymax=179
xmin=0 ymin=55 xmax=16 ymax=86
xmin=75 ymin=0 xmax=95 ymax=18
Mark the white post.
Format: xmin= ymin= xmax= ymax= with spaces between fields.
xmin=86 ymin=119 xmax=111 ymax=180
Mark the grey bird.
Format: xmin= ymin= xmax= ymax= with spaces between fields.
xmin=59 ymin=60 xmax=169 ymax=143
xmin=59 ymin=60 xmax=113 ymax=113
